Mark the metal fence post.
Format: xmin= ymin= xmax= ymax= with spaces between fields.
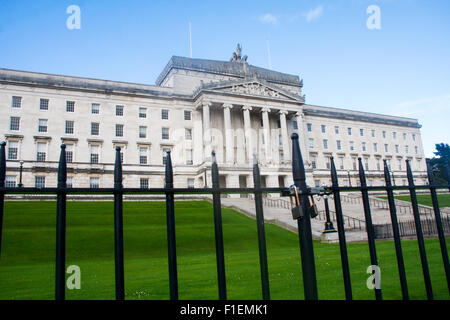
xmin=426 ymin=159 xmax=450 ymax=292
xmin=406 ymin=160 xmax=433 ymax=300
xmin=383 ymin=160 xmax=409 ymax=300
xmin=114 ymin=146 xmax=125 ymax=300
xmin=211 ymin=151 xmax=227 ymax=300
xmin=0 ymin=142 xmax=6 ymax=260
xmin=165 ymin=150 xmax=178 ymax=300
xmin=55 ymin=144 xmax=67 ymax=300
xmin=252 ymin=155 xmax=270 ymax=300
xmin=291 ymin=133 xmax=318 ymax=300
xmin=358 ymin=158 xmax=382 ymax=300
xmin=330 ymin=157 xmax=352 ymax=300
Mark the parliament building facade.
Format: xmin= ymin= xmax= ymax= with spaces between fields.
xmin=0 ymin=48 xmax=427 ymax=193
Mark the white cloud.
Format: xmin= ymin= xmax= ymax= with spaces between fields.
xmin=259 ymin=13 xmax=278 ymax=24
xmin=305 ymin=5 xmax=323 ymax=22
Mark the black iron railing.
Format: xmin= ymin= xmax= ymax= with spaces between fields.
xmin=0 ymin=135 xmax=449 ymax=301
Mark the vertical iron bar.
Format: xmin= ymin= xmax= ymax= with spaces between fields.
xmin=0 ymin=142 xmax=6 ymax=260
xmin=114 ymin=146 xmax=125 ymax=300
xmin=165 ymin=150 xmax=178 ymax=300
xmin=358 ymin=158 xmax=382 ymax=300
xmin=383 ymin=160 xmax=409 ymax=300
xmin=406 ymin=160 xmax=433 ymax=300
xmin=426 ymin=159 xmax=450 ymax=292
xmin=55 ymin=144 xmax=67 ymax=300
xmin=330 ymin=157 xmax=352 ymax=300
xmin=252 ymin=155 xmax=270 ymax=300
xmin=291 ymin=133 xmax=318 ymax=300
xmin=211 ymin=151 xmax=227 ymax=300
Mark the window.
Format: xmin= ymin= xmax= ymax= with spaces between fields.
xmin=308 ymin=138 xmax=314 ymax=149
xmin=8 ymin=141 xmax=18 ymax=160
xmin=314 ymin=180 xmax=320 ymax=187
xmin=403 ymin=133 xmax=407 ymax=140
xmin=398 ymin=160 xmax=402 ymax=171
xmin=395 ymin=145 xmax=399 ymax=153
xmin=382 ymin=131 xmax=386 ymax=138
xmin=311 ymin=155 xmax=317 ymax=169
xmin=161 ymin=109 xmax=169 ymax=120
xmin=67 ymin=177 xmax=73 ymax=188
xmin=12 ymin=96 xmax=22 ymax=108
xmin=371 ymin=130 xmax=375 ymax=137
xmin=349 ymin=141 xmax=354 ymax=151
xmin=140 ymin=178 xmax=149 ymax=189
xmin=91 ymin=122 xmax=99 ymax=136
xmin=415 ymin=146 xmax=418 ymax=155
xmin=339 ymin=157 xmax=344 ymax=170
xmin=412 ymin=134 xmax=416 ymax=141
xmin=38 ymin=119 xmax=48 ymax=133
xmin=323 ymin=139 xmax=328 ymax=149
xmin=162 ymin=127 xmax=169 ymax=140
xmin=35 ymin=176 xmax=45 ymax=188
xmin=91 ymin=103 xmax=100 ymax=114
xmin=321 ymin=125 xmax=326 ymax=133
xmin=279 ymin=135 xmax=283 ymax=146
xmin=362 ymin=142 xmax=366 ymax=152
xmin=139 ymin=107 xmax=147 ymax=118
xmin=90 ymin=177 xmax=99 ymax=189
xmin=40 ymin=98 xmax=49 ymax=110
xmin=139 ymin=147 xmax=148 ymax=164
xmin=376 ymin=159 xmax=381 ymax=171
xmin=335 ymin=126 xmax=339 ymax=134
xmin=186 ymin=149 xmax=193 ymax=165
xmin=325 ymin=156 xmax=331 ymax=169
xmin=184 ymin=110 xmax=191 ymax=120
xmin=393 ymin=132 xmax=397 ymax=139
xmin=139 ymin=126 xmax=147 ymax=139
xmin=405 ymin=145 xmax=409 ymax=154
xmin=364 ymin=159 xmax=369 ymax=171
xmin=373 ymin=143 xmax=378 ymax=153
xmin=187 ymin=178 xmax=195 ymax=188
xmin=65 ymin=120 xmax=74 ymax=134
xmin=36 ymin=142 xmax=46 ymax=162
xmin=66 ymin=101 xmax=75 ymax=112
xmin=347 ymin=127 xmax=352 ymax=135
xmin=185 ymin=128 xmax=192 ymax=140
xmin=337 ymin=140 xmax=341 ymax=150
xmin=360 ymin=129 xmax=364 ymax=136
xmin=90 ymin=145 xmax=99 ymax=164
xmin=115 ymin=124 xmax=124 ymax=137
xmin=6 ymin=176 xmax=16 ymax=188
xmin=65 ymin=144 xmax=73 ymax=163
xmin=116 ymin=105 xmax=124 ymax=116
xmin=277 ymin=120 xmax=281 ymax=129
xmin=352 ymin=158 xmax=357 ymax=170
xmin=292 ymin=120 xmax=298 ymax=130
xmin=307 ymin=123 xmax=312 ymax=132
xmin=385 ymin=144 xmax=389 ymax=152
xmin=162 ymin=148 xmax=171 ymax=165
xmin=10 ymin=117 xmax=20 ymax=131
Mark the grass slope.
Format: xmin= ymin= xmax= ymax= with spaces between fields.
xmin=378 ymin=194 xmax=450 ymax=207
xmin=0 ymin=201 xmax=449 ymax=300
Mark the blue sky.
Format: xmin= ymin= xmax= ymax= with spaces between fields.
xmin=1 ymin=0 xmax=449 ymax=157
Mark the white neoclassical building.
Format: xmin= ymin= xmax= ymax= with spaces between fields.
xmin=0 ymin=47 xmax=427 ymax=192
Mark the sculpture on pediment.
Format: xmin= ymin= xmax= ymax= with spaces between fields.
xmin=229 ymin=83 xmax=280 ymax=97
xmin=230 ymin=44 xmax=248 ymax=62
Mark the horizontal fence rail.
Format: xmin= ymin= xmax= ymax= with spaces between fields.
xmin=0 ymin=139 xmax=449 ymax=301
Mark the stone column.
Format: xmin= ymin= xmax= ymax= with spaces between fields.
xmin=279 ymin=110 xmax=290 ymax=162
xmin=202 ymin=101 xmax=212 ymax=161
xmin=223 ymin=103 xmax=234 ymax=164
xmin=261 ymin=107 xmax=271 ymax=164
xmin=243 ymin=105 xmax=253 ymax=164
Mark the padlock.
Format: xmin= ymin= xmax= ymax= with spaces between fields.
xmin=308 ymin=195 xmax=319 ymax=218
xmin=289 ymin=186 xmax=303 ymax=220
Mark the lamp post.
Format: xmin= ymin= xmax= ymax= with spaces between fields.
xmin=323 ymin=194 xmax=336 ymax=232
xmin=18 ymin=160 xmax=24 ymax=188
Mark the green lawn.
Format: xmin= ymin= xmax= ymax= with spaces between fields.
xmin=378 ymin=193 xmax=450 ymax=207
xmin=0 ymin=200 xmax=449 ymax=300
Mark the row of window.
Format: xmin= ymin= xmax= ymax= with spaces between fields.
xmin=306 ymin=123 xmax=417 ymax=142
xmin=10 ymin=96 xmax=193 ymax=120
xmin=308 ymin=138 xmax=419 ymax=155
xmin=9 ymin=117 xmax=193 ymax=140
xmin=309 ymin=154 xmax=420 ymax=172
xmin=5 ymin=175 xmax=196 ymax=189
xmin=7 ymin=141 xmax=193 ymax=166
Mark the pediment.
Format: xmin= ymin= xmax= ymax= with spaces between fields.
xmin=201 ymin=80 xmax=304 ymax=102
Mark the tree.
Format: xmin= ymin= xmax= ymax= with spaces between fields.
xmin=427 ymin=143 xmax=450 ymax=184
